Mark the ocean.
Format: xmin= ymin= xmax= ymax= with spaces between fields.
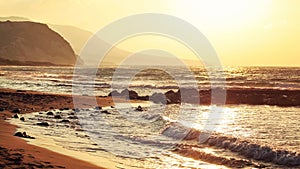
xmin=3 ymin=66 xmax=300 ymax=168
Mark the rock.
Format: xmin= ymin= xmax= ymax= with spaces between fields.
xmin=120 ymin=89 xmax=139 ymax=99
xmin=165 ymin=90 xmax=181 ymax=104
xmin=13 ymin=114 xmax=19 ymax=118
xmin=14 ymin=131 xmax=35 ymax=139
xmin=95 ymin=106 xmax=102 ymax=110
xmin=46 ymin=111 xmax=54 ymax=115
xmin=54 ymin=115 xmax=62 ymax=119
xmin=49 ymin=106 xmax=54 ymax=109
xmin=135 ymin=105 xmax=143 ymax=112
xmin=68 ymin=116 xmax=78 ymax=119
xmin=37 ymin=122 xmax=49 ymax=127
xmin=73 ymin=108 xmax=80 ymax=112
xmin=12 ymin=108 xmax=20 ymax=113
xmin=14 ymin=132 xmax=23 ymax=137
xmin=0 ymin=107 xmax=4 ymax=111
xmin=101 ymin=110 xmax=111 ymax=114
xmin=111 ymin=106 xmax=115 ymax=108
xmin=20 ymin=117 xmax=25 ymax=121
xmin=61 ymin=119 xmax=70 ymax=123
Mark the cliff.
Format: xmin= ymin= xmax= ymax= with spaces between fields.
xmin=0 ymin=21 xmax=77 ymax=66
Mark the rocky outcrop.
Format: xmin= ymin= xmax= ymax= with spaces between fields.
xmin=0 ymin=21 xmax=77 ymax=66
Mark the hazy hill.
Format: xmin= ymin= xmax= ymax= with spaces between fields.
xmin=0 ymin=16 xmax=200 ymax=67
xmin=0 ymin=21 xmax=77 ymax=65
xmin=48 ymin=24 xmax=93 ymax=55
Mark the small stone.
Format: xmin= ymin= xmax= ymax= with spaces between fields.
xmin=95 ymin=106 xmax=102 ymax=110
xmin=37 ymin=122 xmax=49 ymax=127
xmin=13 ymin=114 xmax=19 ymax=118
xmin=54 ymin=115 xmax=62 ymax=119
xmin=20 ymin=117 xmax=25 ymax=121
xmin=67 ymin=116 xmax=78 ymax=119
xmin=135 ymin=105 xmax=143 ymax=112
xmin=0 ymin=107 xmax=4 ymax=111
xmin=47 ymin=111 xmax=54 ymax=115
xmin=101 ymin=110 xmax=111 ymax=114
xmin=61 ymin=119 xmax=70 ymax=123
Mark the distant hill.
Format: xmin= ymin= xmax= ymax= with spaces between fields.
xmin=48 ymin=24 xmax=93 ymax=55
xmin=0 ymin=16 xmax=200 ymax=67
xmin=0 ymin=21 xmax=77 ymax=66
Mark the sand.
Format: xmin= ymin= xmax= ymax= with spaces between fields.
xmin=0 ymin=88 xmax=121 ymax=169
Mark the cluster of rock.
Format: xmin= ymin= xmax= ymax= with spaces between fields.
xmin=108 ymin=88 xmax=300 ymax=107
xmin=14 ymin=132 xmax=35 ymax=139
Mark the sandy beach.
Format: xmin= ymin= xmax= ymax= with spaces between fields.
xmin=0 ymin=88 xmax=118 ymax=169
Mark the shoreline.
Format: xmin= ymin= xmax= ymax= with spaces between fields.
xmin=0 ymin=88 xmax=121 ymax=169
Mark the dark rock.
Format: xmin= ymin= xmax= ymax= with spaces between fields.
xmin=120 ymin=89 xmax=139 ymax=99
xmin=61 ymin=119 xmax=70 ymax=123
xmin=68 ymin=116 xmax=78 ymax=119
xmin=13 ymin=114 xmax=19 ymax=118
xmin=101 ymin=110 xmax=111 ymax=114
xmin=54 ymin=115 xmax=62 ymax=119
xmin=95 ymin=106 xmax=102 ymax=110
xmin=165 ymin=90 xmax=181 ymax=104
xmin=46 ymin=111 xmax=54 ymax=115
xmin=73 ymin=108 xmax=80 ymax=112
xmin=14 ymin=131 xmax=35 ymax=139
xmin=20 ymin=117 xmax=25 ymax=121
xmin=14 ymin=132 xmax=23 ymax=137
xmin=0 ymin=107 xmax=4 ymax=111
xmin=12 ymin=108 xmax=20 ymax=113
xmin=49 ymin=106 xmax=54 ymax=109
xmin=37 ymin=122 xmax=49 ymax=127
xmin=135 ymin=105 xmax=143 ymax=112
xmin=111 ymin=106 xmax=115 ymax=108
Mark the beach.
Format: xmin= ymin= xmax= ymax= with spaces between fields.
xmin=1 ymin=66 xmax=300 ymax=168
xmin=0 ymin=88 xmax=116 ymax=169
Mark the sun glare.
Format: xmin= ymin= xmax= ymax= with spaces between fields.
xmin=171 ymin=0 xmax=271 ymax=29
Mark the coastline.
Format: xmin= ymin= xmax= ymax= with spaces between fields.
xmin=0 ymin=88 xmax=119 ymax=169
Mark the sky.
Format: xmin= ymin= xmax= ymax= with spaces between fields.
xmin=0 ymin=0 xmax=299 ymax=66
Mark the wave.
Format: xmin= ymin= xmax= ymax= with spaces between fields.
xmin=162 ymin=122 xmax=300 ymax=167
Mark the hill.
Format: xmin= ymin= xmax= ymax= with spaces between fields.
xmin=0 ymin=21 xmax=77 ymax=66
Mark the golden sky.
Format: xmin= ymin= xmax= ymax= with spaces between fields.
xmin=0 ymin=0 xmax=299 ymax=66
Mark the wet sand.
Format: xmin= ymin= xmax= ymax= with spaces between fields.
xmin=0 ymin=88 xmax=119 ymax=169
